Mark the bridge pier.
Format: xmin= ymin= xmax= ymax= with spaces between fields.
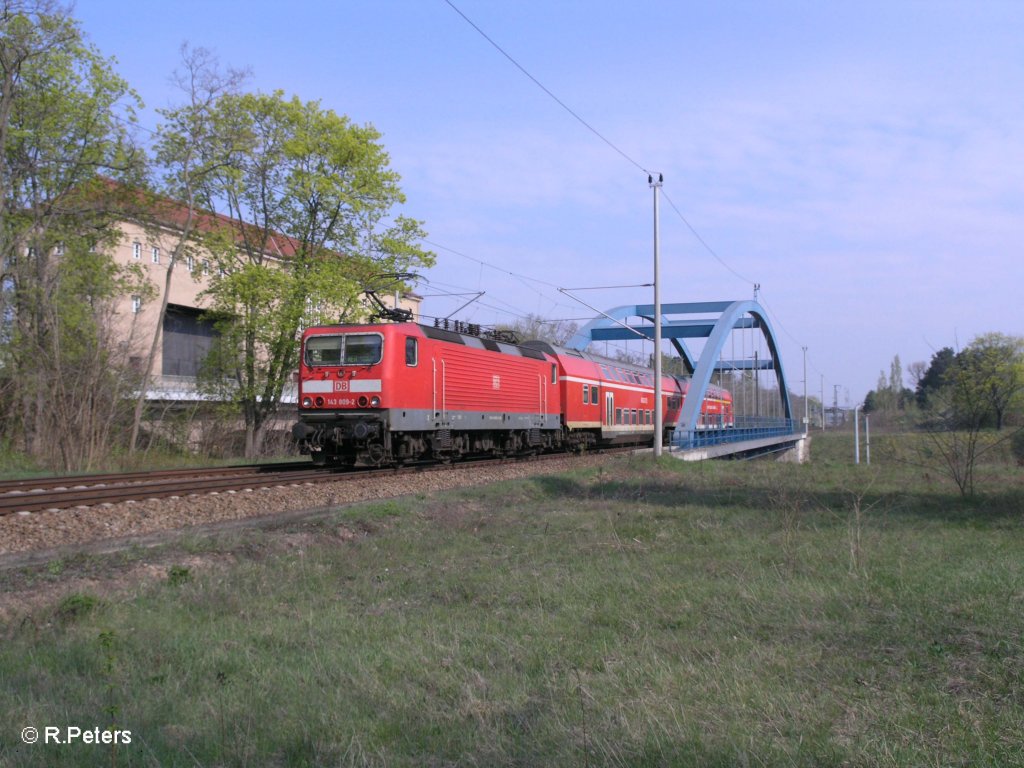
xmin=665 ymin=433 xmax=810 ymax=463
xmin=776 ymin=434 xmax=810 ymax=464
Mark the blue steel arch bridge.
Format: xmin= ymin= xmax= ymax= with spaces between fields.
xmin=565 ymin=299 xmax=803 ymax=458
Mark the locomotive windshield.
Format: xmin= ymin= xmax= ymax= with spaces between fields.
xmin=305 ymin=333 xmax=383 ymax=366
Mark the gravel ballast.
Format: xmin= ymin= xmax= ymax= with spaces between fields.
xmin=0 ymin=454 xmax=620 ymax=556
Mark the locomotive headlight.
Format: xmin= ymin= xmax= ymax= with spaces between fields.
xmin=370 ymin=396 xmax=381 ymax=407
xmin=314 ymin=397 xmax=324 ymax=407
xmin=301 ymin=397 xmax=313 ymax=408
xmin=357 ymin=396 xmax=369 ymax=407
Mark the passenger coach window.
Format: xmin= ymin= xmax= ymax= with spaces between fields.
xmin=405 ymin=337 xmax=418 ymax=366
xmin=583 ymin=385 xmax=589 ymax=405
xmin=591 ymin=385 xmax=598 ymax=403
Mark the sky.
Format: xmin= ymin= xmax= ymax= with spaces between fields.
xmin=73 ymin=0 xmax=1024 ymax=406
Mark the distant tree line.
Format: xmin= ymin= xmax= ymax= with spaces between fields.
xmin=862 ymin=333 xmax=1023 ymax=496
xmin=864 ymin=333 xmax=1024 ymax=431
xmin=0 ymin=1 xmax=433 ymax=470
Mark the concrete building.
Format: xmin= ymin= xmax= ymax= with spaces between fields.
xmin=107 ymin=198 xmax=421 ymax=447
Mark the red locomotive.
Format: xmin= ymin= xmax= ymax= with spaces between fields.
xmin=291 ymin=321 xmax=733 ymax=466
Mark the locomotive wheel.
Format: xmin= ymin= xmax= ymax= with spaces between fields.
xmin=364 ymin=442 xmax=389 ymax=466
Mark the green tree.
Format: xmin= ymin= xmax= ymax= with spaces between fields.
xmin=955 ymin=333 xmax=1024 ymax=431
xmin=195 ymin=91 xmax=433 ymax=456
xmin=912 ymin=334 xmax=1024 ymax=496
xmin=889 ymin=354 xmax=908 ymax=408
xmin=0 ymin=0 xmax=147 ymax=468
xmin=868 ymin=368 xmax=892 ymax=415
xmin=126 ymin=44 xmax=250 ymax=454
xmin=918 ymin=354 xmax=994 ymax=497
xmin=915 ymin=347 xmax=955 ymax=408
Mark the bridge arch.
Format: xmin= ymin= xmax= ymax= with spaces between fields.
xmin=566 ymin=299 xmax=793 ymax=439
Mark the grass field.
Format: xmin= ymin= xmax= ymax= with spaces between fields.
xmin=1 ymin=433 xmax=1022 ymax=766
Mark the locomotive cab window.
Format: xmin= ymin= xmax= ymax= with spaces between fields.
xmin=405 ymin=337 xmax=418 ymax=366
xmin=305 ymin=333 xmax=383 ymax=367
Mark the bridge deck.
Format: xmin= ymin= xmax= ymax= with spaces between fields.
xmin=667 ymin=418 xmax=806 ymax=461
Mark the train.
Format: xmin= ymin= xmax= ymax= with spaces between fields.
xmin=291 ymin=321 xmax=734 ymax=466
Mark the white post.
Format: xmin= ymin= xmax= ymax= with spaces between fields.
xmin=854 ymin=404 xmax=861 ymax=464
xmin=865 ymin=415 xmax=871 ymax=465
xmin=802 ymin=346 xmax=808 ymax=435
xmin=821 ymin=375 xmax=825 ymax=431
xmin=651 ymin=174 xmax=663 ymax=458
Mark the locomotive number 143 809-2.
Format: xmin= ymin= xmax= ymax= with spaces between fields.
xmin=323 ymin=397 xmax=355 ymax=407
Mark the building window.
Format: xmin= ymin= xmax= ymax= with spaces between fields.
xmin=131 ymin=295 xmax=142 ymax=314
xmin=202 ymin=260 xmax=210 ymax=276
xmin=151 ymin=246 xmax=160 ymax=264
xmin=186 ymin=255 xmax=195 ymax=272
xmin=132 ymin=241 xmax=141 ymax=259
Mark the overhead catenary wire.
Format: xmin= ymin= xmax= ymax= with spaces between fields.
xmin=443 ymin=0 xmax=652 ymax=177
xmin=422 ymin=238 xmax=580 ymax=315
xmin=440 ymin=4 xmax=817 ymax=361
xmin=440 ymin=3 xmax=769 ymax=299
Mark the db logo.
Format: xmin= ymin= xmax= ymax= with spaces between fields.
xmin=334 ymin=381 xmax=349 ymax=392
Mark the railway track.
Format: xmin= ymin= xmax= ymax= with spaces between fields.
xmin=0 ymin=462 xmax=308 ymax=494
xmin=0 ymin=450 xmax=633 ymax=516
xmin=0 ymin=465 xmax=346 ymax=515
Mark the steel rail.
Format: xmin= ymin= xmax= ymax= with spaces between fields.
xmin=0 ymin=448 xmax=635 ymax=517
xmin=0 ymin=462 xmax=308 ymax=495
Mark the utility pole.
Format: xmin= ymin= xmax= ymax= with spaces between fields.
xmin=754 ymin=350 xmax=760 ymax=418
xmin=802 ymin=346 xmax=808 ymax=434
xmin=650 ymin=173 xmax=663 ymax=458
xmin=833 ymin=384 xmax=841 ymax=428
xmin=820 ymin=375 xmax=825 ymax=431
